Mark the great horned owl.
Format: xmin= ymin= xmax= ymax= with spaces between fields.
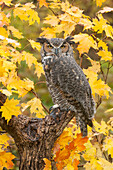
xmin=37 ymin=36 xmax=96 ymax=137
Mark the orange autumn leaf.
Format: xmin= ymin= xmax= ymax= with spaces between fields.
xmin=56 ymin=162 xmax=64 ymax=170
xmin=54 ymin=133 xmax=87 ymax=169
xmin=0 ymin=151 xmax=15 ymax=170
xmin=38 ymin=0 xmax=48 ymax=8
xmin=55 ymin=130 xmax=72 ymax=148
xmin=73 ymin=159 xmax=80 ymax=170
xmin=54 ymin=147 xmax=70 ymax=162
xmin=66 ymin=140 xmax=75 ymax=150
xmin=73 ymin=133 xmax=88 ymax=152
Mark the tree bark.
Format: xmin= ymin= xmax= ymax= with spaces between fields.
xmin=0 ymin=92 xmax=75 ymax=169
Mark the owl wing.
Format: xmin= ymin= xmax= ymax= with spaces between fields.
xmin=54 ymin=56 xmax=96 ymax=119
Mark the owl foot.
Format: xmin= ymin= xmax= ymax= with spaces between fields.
xmin=49 ymin=104 xmax=62 ymax=123
xmin=49 ymin=104 xmax=60 ymax=113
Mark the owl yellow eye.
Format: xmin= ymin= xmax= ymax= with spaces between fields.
xmin=61 ymin=45 xmax=65 ymax=48
xmin=61 ymin=43 xmax=66 ymax=48
xmin=48 ymin=44 xmax=53 ymax=49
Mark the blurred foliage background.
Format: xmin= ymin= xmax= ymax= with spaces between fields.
xmin=1 ymin=0 xmax=113 ymax=169
xmin=7 ymin=0 xmax=113 ymax=121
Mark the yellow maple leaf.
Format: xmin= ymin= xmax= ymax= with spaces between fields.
xmin=54 ymin=22 xmax=76 ymax=38
xmin=22 ymin=51 xmax=37 ymax=68
xmin=35 ymin=62 xmax=44 ymax=78
xmin=65 ymin=164 xmax=74 ymax=170
xmin=73 ymin=33 xmax=97 ymax=55
xmin=91 ymin=79 xmax=111 ymax=98
xmin=97 ymin=158 xmax=113 ymax=169
xmin=0 ymin=35 xmax=21 ymax=48
xmin=6 ymin=71 xmax=34 ymax=97
xmin=93 ymin=14 xmax=113 ymax=38
xmin=98 ymin=50 xmax=112 ymax=61
xmin=0 ymin=60 xmax=7 ymax=77
xmin=0 ymin=151 xmax=15 ymax=170
xmin=0 ymin=42 xmax=12 ymax=58
xmin=0 ymin=12 xmax=10 ymax=26
xmin=2 ymin=59 xmax=16 ymax=73
xmin=83 ymin=141 xmax=97 ymax=161
xmin=29 ymin=40 xmax=41 ymax=51
xmin=21 ymin=97 xmax=46 ymax=118
xmin=10 ymin=50 xmax=22 ymax=64
xmin=61 ymin=0 xmax=71 ymax=11
xmin=0 ymin=134 xmax=10 ymax=148
xmin=84 ymin=159 xmax=103 ymax=170
xmin=43 ymin=158 xmax=52 ymax=170
xmin=38 ymin=0 xmax=48 ymax=8
xmin=8 ymin=26 xmax=24 ymax=39
xmin=0 ymin=0 xmax=12 ymax=6
xmin=94 ymin=0 xmax=106 ymax=7
xmin=103 ymin=136 xmax=113 ymax=158
xmin=79 ymin=18 xmax=92 ymax=30
xmin=83 ymin=59 xmax=111 ymax=98
xmin=40 ymin=27 xmax=56 ymax=38
xmin=0 ymin=27 xmax=8 ymax=37
xmin=44 ymin=15 xmax=59 ymax=27
xmin=0 ymin=98 xmax=21 ymax=122
xmin=13 ymin=3 xmax=40 ymax=25
xmin=93 ymin=120 xmax=109 ymax=135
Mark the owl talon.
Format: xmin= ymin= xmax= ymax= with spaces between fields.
xmin=49 ymin=104 xmax=60 ymax=113
xmin=49 ymin=105 xmax=62 ymax=123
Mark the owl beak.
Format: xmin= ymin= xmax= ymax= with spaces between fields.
xmin=55 ymin=48 xmax=59 ymax=55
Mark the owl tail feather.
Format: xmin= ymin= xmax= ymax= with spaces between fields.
xmin=79 ymin=116 xmax=93 ymax=137
xmin=87 ymin=119 xmax=93 ymax=127
xmin=79 ymin=118 xmax=87 ymax=137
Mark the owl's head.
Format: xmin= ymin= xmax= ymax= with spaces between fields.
xmin=37 ymin=37 xmax=75 ymax=58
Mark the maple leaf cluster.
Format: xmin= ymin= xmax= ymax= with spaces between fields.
xmin=0 ymin=0 xmax=113 ymax=169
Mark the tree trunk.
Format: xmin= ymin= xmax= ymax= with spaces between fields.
xmin=0 ymin=92 xmax=74 ymax=169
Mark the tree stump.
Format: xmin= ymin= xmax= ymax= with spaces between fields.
xmin=0 ymin=92 xmax=75 ymax=169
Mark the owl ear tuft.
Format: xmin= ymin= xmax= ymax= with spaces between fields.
xmin=37 ymin=37 xmax=49 ymax=44
xmin=64 ymin=36 xmax=75 ymax=45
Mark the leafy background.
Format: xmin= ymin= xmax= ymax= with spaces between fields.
xmin=11 ymin=0 xmax=113 ymax=121
xmin=0 ymin=0 xmax=113 ymax=169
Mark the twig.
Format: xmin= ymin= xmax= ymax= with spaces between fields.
xmin=30 ymin=89 xmax=50 ymax=114
xmin=105 ymin=62 xmax=110 ymax=83
xmin=80 ymin=54 xmax=84 ymax=68
xmin=48 ymin=7 xmax=58 ymax=17
xmin=96 ymin=96 xmax=102 ymax=109
xmin=100 ymin=61 xmax=106 ymax=81
xmin=0 ymin=99 xmax=5 ymax=106
xmin=21 ymin=43 xmax=30 ymax=52
xmin=78 ymin=164 xmax=84 ymax=167
xmin=1 ymin=2 xmax=5 ymax=10
xmin=0 ymin=131 xmax=7 ymax=134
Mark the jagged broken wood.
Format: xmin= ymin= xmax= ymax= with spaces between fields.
xmin=0 ymin=92 xmax=75 ymax=170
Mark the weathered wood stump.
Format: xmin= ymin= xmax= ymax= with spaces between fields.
xmin=0 ymin=92 xmax=74 ymax=169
